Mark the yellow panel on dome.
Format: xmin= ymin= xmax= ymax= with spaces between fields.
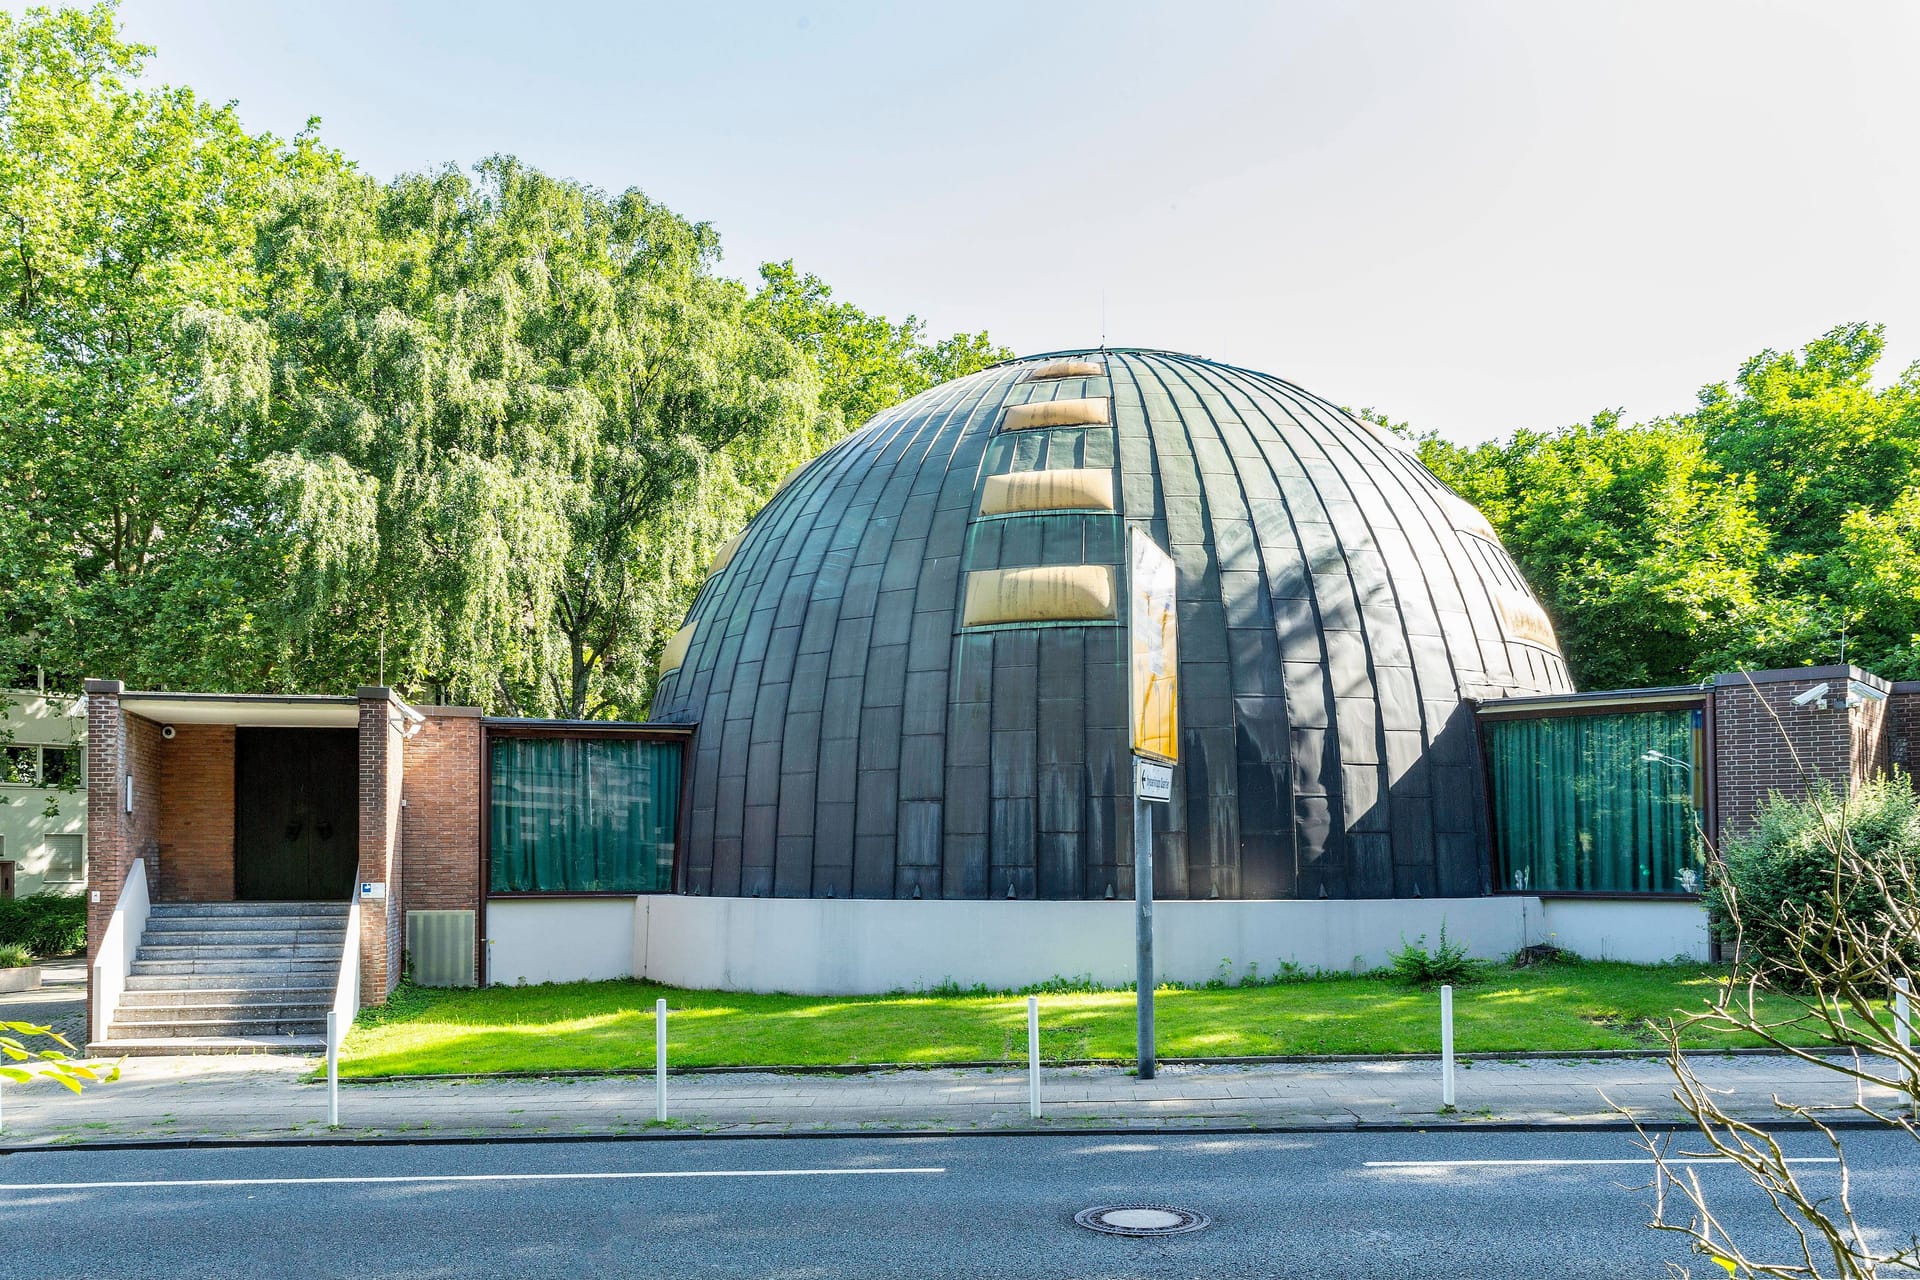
xmin=1441 ymin=490 xmax=1500 ymax=544
xmin=658 ymin=623 xmax=697 ymax=675
xmin=1026 ymin=359 xmax=1105 ymax=381
xmin=978 ymin=468 xmax=1116 ymax=516
xmin=1494 ymin=589 xmax=1559 ymax=650
xmin=962 ymin=566 xmax=1116 ymax=627
xmin=707 ymin=528 xmax=748 ymax=578
xmin=1001 ymin=397 xmax=1111 ymax=432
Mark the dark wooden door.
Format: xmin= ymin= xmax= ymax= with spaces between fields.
xmin=234 ymin=728 xmax=360 ymax=901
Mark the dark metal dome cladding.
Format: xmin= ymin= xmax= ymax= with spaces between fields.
xmin=650 ymin=349 xmax=1573 ymax=902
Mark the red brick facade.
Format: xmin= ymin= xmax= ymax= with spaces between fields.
xmin=400 ymin=709 xmax=482 ymax=915
xmin=156 ymin=724 xmax=235 ymax=902
xmin=1711 ymin=666 xmax=1896 ymax=844
xmin=356 ymin=688 xmax=408 ymax=1005
xmin=81 ymin=681 xmax=161 ymax=1040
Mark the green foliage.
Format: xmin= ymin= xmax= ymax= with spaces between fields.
xmin=0 ymin=1021 xmax=116 ymax=1093
xmin=0 ymin=7 xmax=1009 ymax=712
xmin=0 ymin=942 xmax=31 ymax=968
xmin=1709 ymin=774 xmax=1920 ymax=979
xmin=1424 ymin=323 xmax=1920 ymax=686
xmin=1389 ymin=925 xmax=1479 ymax=986
xmin=0 ymin=891 xmax=86 ymax=956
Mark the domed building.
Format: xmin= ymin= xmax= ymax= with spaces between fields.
xmin=651 ymin=348 xmax=1573 ymax=905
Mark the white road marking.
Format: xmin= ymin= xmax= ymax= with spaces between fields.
xmin=1365 ymin=1158 xmax=1840 ymax=1169
xmin=0 ymin=1166 xmax=947 ymax=1191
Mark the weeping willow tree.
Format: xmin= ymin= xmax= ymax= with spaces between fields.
xmin=255 ymin=156 xmax=829 ymax=717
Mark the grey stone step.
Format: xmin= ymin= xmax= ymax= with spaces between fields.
xmin=139 ymin=932 xmax=347 ymax=950
xmin=118 ymin=987 xmax=334 ymax=1010
xmin=108 ymin=1014 xmax=326 ymax=1037
xmin=147 ymin=901 xmax=348 ymax=917
xmin=136 ymin=943 xmax=344 ymax=960
xmin=144 ymin=921 xmax=353 ymax=940
xmin=88 ymin=1035 xmax=325 ymax=1057
xmin=125 ymin=972 xmax=336 ymax=992
xmin=131 ymin=959 xmax=341 ymax=978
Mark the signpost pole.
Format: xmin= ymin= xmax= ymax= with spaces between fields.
xmin=1134 ymin=790 xmax=1155 ymax=1080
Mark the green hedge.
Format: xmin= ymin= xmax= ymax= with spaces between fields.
xmin=1711 ymin=774 xmax=1920 ymax=979
xmin=0 ymin=893 xmax=87 ymax=957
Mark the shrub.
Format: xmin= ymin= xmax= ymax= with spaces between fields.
xmin=1390 ymin=924 xmax=1478 ymax=986
xmin=0 ymin=943 xmax=31 ymax=969
xmin=0 ymin=892 xmax=87 ymax=958
xmin=1710 ymin=774 xmax=1920 ymax=982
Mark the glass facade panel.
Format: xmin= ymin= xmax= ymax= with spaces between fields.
xmin=1487 ymin=708 xmax=1705 ymax=894
xmin=489 ymin=736 xmax=682 ymax=893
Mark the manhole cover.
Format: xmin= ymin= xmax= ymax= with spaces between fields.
xmin=1074 ymin=1205 xmax=1211 ymax=1237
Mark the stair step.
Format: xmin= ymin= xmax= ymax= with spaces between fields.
xmin=118 ymin=987 xmax=334 ymax=1008
xmin=115 ymin=998 xmax=332 ymax=1018
xmin=108 ymin=1015 xmax=326 ymax=1037
xmin=88 ymin=1035 xmax=325 ymax=1057
xmin=147 ymin=902 xmax=348 ymax=917
xmin=136 ymin=943 xmax=343 ymax=958
xmin=144 ymin=918 xmax=348 ymax=934
xmin=125 ymin=972 xmax=337 ymax=992
xmin=131 ymin=960 xmax=341 ymax=977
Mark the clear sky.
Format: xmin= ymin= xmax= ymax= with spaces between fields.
xmin=67 ymin=0 xmax=1920 ymax=442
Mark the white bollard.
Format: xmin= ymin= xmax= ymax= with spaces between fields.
xmin=1027 ymin=995 xmax=1041 ymax=1120
xmin=655 ymin=998 xmax=668 ymax=1123
xmin=326 ymin=1011 xmax=339 ymax=1127
xmin=1440 ymin=984 xmax=1456 ymax=1108
xmin=1896 ymin=979 xmax=1914 ymax=1109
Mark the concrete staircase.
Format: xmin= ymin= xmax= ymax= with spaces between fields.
xmin=100 ymin=902 xmax=348 ymax=1056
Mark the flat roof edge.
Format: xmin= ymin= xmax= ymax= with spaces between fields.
xmin=1476 ymin=685 xmax=1707 ymax=715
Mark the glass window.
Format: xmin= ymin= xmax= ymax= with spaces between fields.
xmin=40 ymin=747 xmax=78 ymax=788
xmin=42 ymin=835 xmax=83 ymax=883
xmin=0 ymin=747 xmax=35 ymax=786
xmin=1486 ymin=707 xmax=1706 ymax=894
xmin=489 ymin=736 xmax=682 ymax=894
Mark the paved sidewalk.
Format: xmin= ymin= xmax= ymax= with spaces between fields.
xmin=0 ymin=1051 xmax=1904 ymax=1146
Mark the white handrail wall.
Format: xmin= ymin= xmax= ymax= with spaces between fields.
xmin=90 ymin=858 xmax=149 ymax=1046
xmin=330 ymin=897 xmax=362 ymax=1055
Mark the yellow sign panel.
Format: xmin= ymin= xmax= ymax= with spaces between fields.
xmin=1128 ymin=529 xmax=1179 ymax=762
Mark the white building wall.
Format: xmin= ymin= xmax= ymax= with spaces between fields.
xmin=0 ymin=690 xmax=85 ymax=898
xmin=485 ymin=898 xmax=636 ymax=986
xmin=480 ymin=893 xmax=1712 ymax=993
xmin=1535 ymin=898 xmax=1712 ymax=963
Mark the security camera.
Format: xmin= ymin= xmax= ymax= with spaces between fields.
xmin=160 ymin=724 xmax=177 ymax=740
xmin=1791 ymin=683 xmax=1830 ymax=709
xmin=1846 ymin=680 xmax=1887 ymax=709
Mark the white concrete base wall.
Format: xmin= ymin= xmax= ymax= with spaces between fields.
xmin=1534 ymin=898 xmax=1711 ymax=964
xmin=484 ymin=893 xmax=1714 ymax=992
xmin=485 ymin=898 xmax=637 ymax=986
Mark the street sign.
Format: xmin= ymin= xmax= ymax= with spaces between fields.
xmin=1135 ymin=758 xmax=1173 ymax=803
xmin=1127 ymin=529 xmax=1179 ymax=762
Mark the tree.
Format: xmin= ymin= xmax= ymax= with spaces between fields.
xmin=0 ymin=3 xmax=336 ymax=693
xmin=257 ymin=158 xmax=826 ymax=717
xmin=750 ymin=260 xmax=1007 ymax=431
xmin=1421 ymin=414 xmax=1771 ymax=689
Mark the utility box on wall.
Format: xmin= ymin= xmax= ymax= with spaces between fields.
xmin=406 ymin=909 xmax=477 ymax=987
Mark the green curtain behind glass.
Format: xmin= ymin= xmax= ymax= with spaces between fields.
xmin=1487 ymin=710 xmax=1703 ymax=894
xmin=490 ymin=737 xmax=683 ymax=893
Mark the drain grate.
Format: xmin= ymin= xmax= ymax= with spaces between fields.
xmin=1074 ymin=1205 xmax=1211 ymax=1237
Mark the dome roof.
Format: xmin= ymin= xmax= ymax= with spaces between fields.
xmin=651 ymin=349 xmax=1572 ymax=901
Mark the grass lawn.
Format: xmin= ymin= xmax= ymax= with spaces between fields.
xmin=337 ymin=959 xmax=1843 ymax=1079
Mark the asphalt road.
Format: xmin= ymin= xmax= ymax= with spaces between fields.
xmin=0 ymin=1128 xmax=1913 ymax=1279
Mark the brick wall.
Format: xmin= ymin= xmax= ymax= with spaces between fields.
xmin=82 ymin=681 xmax=160 ymax=1041
xmin=355 ymin=688 xmax=407 ymax=1006
xmin=1712 ymin=666 xmax=1883 ymax=843
xmin=400 ymin=709 xmax=482 ymax=915
xmin=1890 ymin=683 xmax=1920 ymax=780
xmin=156 ymin=724 xmax=235 ymax=902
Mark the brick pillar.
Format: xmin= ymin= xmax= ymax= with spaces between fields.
xmin=1711 ymin=666 xmax=1884 ymax=844
xmin=82 ymin=679 xmax=160 ymax=1041
xmin=401 ymin=708 xmax=484 ymax=984
xmin=356 ymin=687 xmax=408 ymax=1006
